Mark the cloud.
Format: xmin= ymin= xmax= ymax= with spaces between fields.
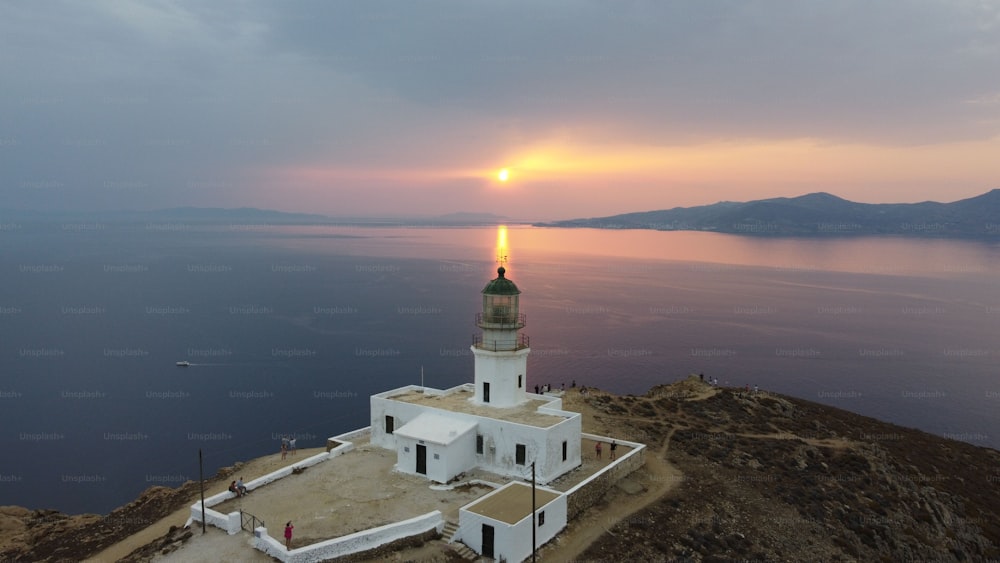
xmin=1 ymin=0 xmax=998 ymax=216
xmin=261 ymin=0 xmax=1000 ymax=144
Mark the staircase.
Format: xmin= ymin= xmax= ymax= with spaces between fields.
xmin=441 ymin=521 xmax=479 ymax=561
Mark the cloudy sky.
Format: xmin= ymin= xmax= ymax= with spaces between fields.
xmin=2 ymin=1 xmax=999 ymax=220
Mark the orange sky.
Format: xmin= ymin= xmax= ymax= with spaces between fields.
xmin=4 ymin=2 xmax=999 ymax=219
xmin=265 ymin=135 xmax=1000 ymax=220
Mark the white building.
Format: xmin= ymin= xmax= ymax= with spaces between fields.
xmin=459 ymin=481 xmax=567 ymax=562
xmin=370 ymin=265 xmax=583 ymax=485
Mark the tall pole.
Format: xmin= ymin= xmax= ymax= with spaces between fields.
xmin=531 ymin=461 xmax=536 ymax=562
xmin=199 ymin=449 xmax=206 ymax=534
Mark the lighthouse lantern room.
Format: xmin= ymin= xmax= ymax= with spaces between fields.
xmin=472 ymin=266 xmax=530 ymax=407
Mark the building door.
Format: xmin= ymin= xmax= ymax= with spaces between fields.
xmin=416 ymin=444 xmax=427 ymax=475
xmin=483 ymin=382 xmax=490 ymax=403
xmin=482 ymin=523 xmax=495 ymax=557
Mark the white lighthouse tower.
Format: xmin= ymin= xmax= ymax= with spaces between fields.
xmin=471 ymin=264 xmax=530 ymax=407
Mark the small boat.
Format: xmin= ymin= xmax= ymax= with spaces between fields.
xmin=176 ymin=361 xmax=191 ymax=367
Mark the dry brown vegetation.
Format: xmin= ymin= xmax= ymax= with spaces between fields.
xmin=577 ymin=378 xmax=1000 ymax=562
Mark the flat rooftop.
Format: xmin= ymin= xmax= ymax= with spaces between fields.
xmin=387 ymin=387 xmax=574 ymax=428
xmin=464 ymin=482 xmax=561 ymax=525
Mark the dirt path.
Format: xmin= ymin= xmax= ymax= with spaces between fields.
xmin=84 ymin=448 xmax=324 ymax=563
xmin=732 ymin=432 xmax=854 ymax=450
xmin=542 ymin=423 xmax=683 ymax=561
xmin=686 ymin=387 xmax=721 ymax=401
xmin=537 ymin=387 xmax=700 ymax=560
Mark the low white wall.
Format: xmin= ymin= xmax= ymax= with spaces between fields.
xmin=191 ymin=427 xmax=371 ymax=536
xmin=253 ymin=510 xmax=444 ymax=563
xmin=566 ymin=433 xmax=645 ymax=497
xmin=245 ymin=449 xmax=331 ymax=491
xmin=189 ymin=502 xmax=241 ymax=534
xmin=564 ymin=433 xmax=646 ymax=519
xmin=329 ymin=425 xmax=371 ymax=444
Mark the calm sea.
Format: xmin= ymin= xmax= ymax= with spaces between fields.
xmin=1 ymin=223 xmax=998 ymax=514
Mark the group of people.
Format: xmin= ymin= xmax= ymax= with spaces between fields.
xmin=228 ymin=477 xmax=249 ymax=497
xmin=227 ymin=475 xmax=294 ymax=551
xmin=594 ymin=439 xmax=618 ymax=460
xmin=280 ymin=436 xmax=297 ymax=459
xmin=700 ymin=373 xmax=761 ymax=394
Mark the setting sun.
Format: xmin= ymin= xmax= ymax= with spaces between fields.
xmin=497 ymin=168 xmax=510 ymax=182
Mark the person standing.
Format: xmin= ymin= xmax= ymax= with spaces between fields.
xmin=610 ymin=440 xmax=618 ymax=460
xmin=281 ymin=439 xmax=288 ymax=460
xmin=284 ymin=521 xmax=294 ymax=551
xmin=289 ymin=437 xmax=297 ymax=456
xmin=595 ymin=441 xmax=602 ymax=459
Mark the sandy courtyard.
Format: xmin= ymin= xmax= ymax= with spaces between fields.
xmin=212 ymin=437 xmax=500 ymax=545
xmin=209 ymin=428 xmax=633 ymax=546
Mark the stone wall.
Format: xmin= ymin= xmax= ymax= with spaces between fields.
xmin=565 ymin=434 xmax=646 ymax=520
xmin=329 ymin=527 xmax=439 ymax=562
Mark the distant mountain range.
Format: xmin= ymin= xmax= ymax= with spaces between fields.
xmin=537 ymin=190 xmax=1000 ymax=237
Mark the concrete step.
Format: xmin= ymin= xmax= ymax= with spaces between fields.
xmin=442 ymin=521 xmax=460 ymax=543
xmin=440 ymin=522 xmax=479 ymax=561
xmin=449 ymin=541 xmax=479 ymax=561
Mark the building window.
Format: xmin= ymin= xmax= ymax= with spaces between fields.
xmin=476 ymin=434 xmax=484 ymax=454
xmin=562 ymin=440 xmax=567 ymax=461
xmin=483 ymin=382 xmax=490 ymax=403
xmin=385 ymin=415 xmax=394 ymax=435
xmin=538 ymin=511 xmax=545 ymax=526
xmin=434 ymin=453 xmax=440 ymax=460
xmin=516 ymin=444 xmax=526 ymax=465
xmin=518 ymin=375 xmax=522 ymax=388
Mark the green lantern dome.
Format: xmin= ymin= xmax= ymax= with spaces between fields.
xmin=481 ymin=266 xmax=521 ymax=295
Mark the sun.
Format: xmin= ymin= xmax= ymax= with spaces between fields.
xmin=497 ymin=168 xmax=510 ymax=182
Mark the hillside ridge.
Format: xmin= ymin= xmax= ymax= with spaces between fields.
xmin=538 ymin=190 xmax=1000 ymax=237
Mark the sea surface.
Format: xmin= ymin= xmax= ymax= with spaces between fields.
xmin=1 ymin=222 xmax=998 ymax=514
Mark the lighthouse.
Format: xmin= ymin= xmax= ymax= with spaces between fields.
xmin=471 ymin=265 xmax=530 ymax=407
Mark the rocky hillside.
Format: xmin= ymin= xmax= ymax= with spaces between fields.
xmin=576 ymin=378 xmax=1000 ymax=561
xmin=3 ymin=378 xmax=998 ymax=562
xmin=0 ymin=463 xmax=244 ymax=562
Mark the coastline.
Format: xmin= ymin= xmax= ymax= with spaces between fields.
xmin=4 ymin=379 xmax=999 ymax=562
